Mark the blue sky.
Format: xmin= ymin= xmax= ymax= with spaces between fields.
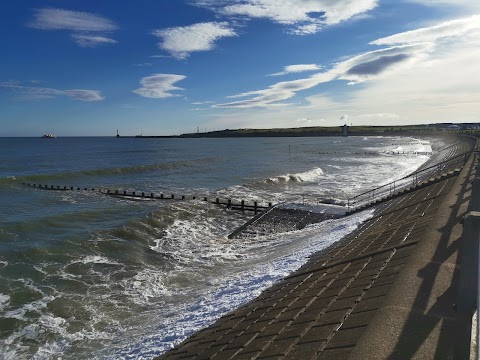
xmin=1 ymin=0 xmax=479 ymax=136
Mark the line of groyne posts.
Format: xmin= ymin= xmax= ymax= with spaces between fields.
xmin=456 ymin=158 xmax=480 ymax=359
xmin=21 ymin=183 xmax=272 ymax=215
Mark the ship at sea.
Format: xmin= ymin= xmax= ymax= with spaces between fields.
xmin=42 ymin=133 xmax=57 ymax=138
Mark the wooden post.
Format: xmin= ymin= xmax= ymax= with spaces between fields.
xmin=241 ymin=200 xmax=245 ymax=211
xmin=182 ymin=195 xmax=185 ymax=200
xmin=124 ymin=190 xmax=127 ymax=195
xmin=228 ymin=199 xmax=232 ymax=208
xmin=142 ymin=192 xmax=145 ymax=197
xmin=171 ymin=194 xmax=174 ymax=199
xmin=151 ymin=193 xmax=154 ymax=198
xmin=216 ymin=198 xmax=219 ymax=204
xmin=116 ymin=190 xmax=119 ymax=195
xmin=254 ymin=201 xmax=258 ymax=214
xmin=160 ymin=193 xmax=164 ymax=199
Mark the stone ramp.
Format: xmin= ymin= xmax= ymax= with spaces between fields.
xmin=155 ymin=153 xmax=473 ymax=359
xmin=228 ymin=204 xmax=346 ymax=239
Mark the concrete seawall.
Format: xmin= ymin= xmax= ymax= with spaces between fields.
xmin=155 ymin=136 xmax=477 ymax=359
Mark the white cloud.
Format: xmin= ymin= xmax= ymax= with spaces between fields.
xmin=296 ymin=117 xmax=312 ymax=123
xmin=28 ymin=8 xmax=118 ymax=47
xmin=215 ymin=13 xmax=480 ymax=118
xmin=133 ymin=74 xmax=186 ymax=99
xmin=404 ymin=0 xmax=480 ymax=11
xmin=29 ymin=8 xmax=118 ymax=31
xmin=152 ymin=22 xmax=236 ymax=59
xmin=0 ymin=81 xmax=104 ymax=101
xmin=371 ymin=14 xmax=480 ymax=45
xmin=216 ymin=44 xmax=424 ymax=108
xmin=63 ymin=89 xmax=105 ymax=101
xmin=210 ymin=14 xmax=480 ymax=129
xmin=270 ymin=64 xmax=322 ymax=76
xmin=191 ymin=101 xmax=215 ymax=105
xmin=71 ymin=34 xmax=118 ymax=47
xmin=195 ymin=0 xmax=378 ymax=34
xmin=358 ymin=113 xmax=400 ymax=119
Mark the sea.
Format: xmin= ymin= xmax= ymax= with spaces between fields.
xmin=0 ymin=136 xmax=432 ymax=359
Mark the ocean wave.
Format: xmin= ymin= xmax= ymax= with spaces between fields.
xmin=10 ymin=158 xmax=217 ymax=183
xmin=265 ymin=167 xmax=324 ymax=184
xmin=69 ymin=255 xmax=121 ymax=266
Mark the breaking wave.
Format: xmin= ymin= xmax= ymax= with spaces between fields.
xmin=266 ymin=167 xmax=324 ymax=184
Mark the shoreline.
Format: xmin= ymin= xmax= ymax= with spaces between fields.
xmin=155 ymin=134 xmax=476 ymax=359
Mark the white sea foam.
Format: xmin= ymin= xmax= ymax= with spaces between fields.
xmin=107 ymin=209 xmax=374 ymax=358
xmin=69 ymin=255 xmax=120 ymax=266
xmin=122 ymin=270 xmax=171 ymax=305
xmin=267 ymin=167 xmax=324 ymax=183
xmin=4 ymin=295 xmax=55 ymax=321
xmin=0 ymin=294 xmax=10 ymax=311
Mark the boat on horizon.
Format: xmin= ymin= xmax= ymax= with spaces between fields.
xmin=42 ymin=134 xmax=57 ymax=138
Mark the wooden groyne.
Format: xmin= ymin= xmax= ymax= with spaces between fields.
xmin=21 ymin=183 xmax=272 ymax=215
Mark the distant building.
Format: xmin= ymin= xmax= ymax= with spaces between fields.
xmin=340 ymin=124 xmax=349 ymax=137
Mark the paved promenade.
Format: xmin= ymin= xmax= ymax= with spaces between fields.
xmin=157 ymin=137 xmax=476 ymax=360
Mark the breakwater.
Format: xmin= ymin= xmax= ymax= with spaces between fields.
xmin=21 ymin=182 xmax=272 ymax=214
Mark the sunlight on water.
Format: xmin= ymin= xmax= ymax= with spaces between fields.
xmin=0 ymin=136 xmax=438 ymax=359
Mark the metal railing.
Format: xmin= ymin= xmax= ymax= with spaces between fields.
xmin=347 ymin=151 xmax=471 ymax=211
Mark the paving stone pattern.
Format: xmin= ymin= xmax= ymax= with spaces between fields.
xmin=157 ymin=173 xmax=459 ymax=360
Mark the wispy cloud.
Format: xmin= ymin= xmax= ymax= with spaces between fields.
xmin=270 ymin=64 xmax=323 ymax=76
xmin=210 ymin=13 xmax=480 ymax=130
xmin=152 ymin=22 xmax=236 ymax=59
xmin=71 ymin=34 xmax=118 ymax=47
xmin=370 ymin=14 xmax=480 ymax=45
xmin=28 ymin=8 xmax=118 ymax=47
xmin=405 ymin=0 xmax=480 ymax=11
xmin=191 ymin=101 xmax=215 ymax=105
xmin=358 ymin=113 xmax=399 ymax=119
xmin=215 ymin=44 xmax=423 ymax=108
xmin=194 ymin=0 xmax=378 ymax=34
xmin=0 ymin=81 xmax=104 ymax=101
xmin=215 ymin=14 xmax=480 ymax=109
xmin=133 ymin=74 xmax=186 ymax=99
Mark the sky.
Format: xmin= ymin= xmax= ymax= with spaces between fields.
xmin=1 ymin=0 xmax=479 ymax=136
